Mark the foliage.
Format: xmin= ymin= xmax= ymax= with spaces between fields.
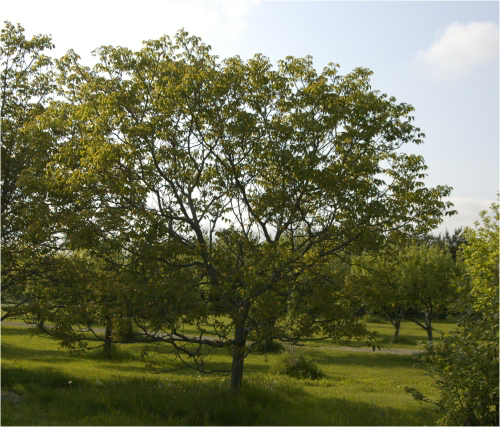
xmin=347 ymin=249 xmax=408 ymax=342
xmin=250 ymin=340 xmax=285 ymax=354
xmin=347 ymin=242 xmax=461 ymax=343
xmin=8 ymin=23 xmax=455 ymax=392
xmin=33 ymin=249 xmax=141 ymax=356
xmin=399 ymin=243 xmax=461 ymax=341
xmin=0 ymin=21 xmax=65 ymax=320
xmin=362 ymin=313 xmax=389 ymax=324
xmin=271 ymin=350 xmax=325 ymax=380
xmin=422 ymin=227 xmax=467 ymax=261
xmin=405 ymin=201 xmax=499 ymax=426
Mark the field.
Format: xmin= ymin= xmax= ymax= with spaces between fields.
xmin=1 ymin=319 xmax=456 ymax=425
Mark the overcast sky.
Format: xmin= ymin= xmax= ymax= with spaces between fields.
xmin=2 ymin=0 xmax=499 ymax=235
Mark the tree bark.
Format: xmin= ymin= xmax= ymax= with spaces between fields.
xmin=264 ymin=316 xmax=277 ymax=351
xmin=120 ymin=317 xmax=134 ymax=341
xmin=104 ymin=317 xmax=113 ymax=358
xmin=426 ymin=326 xmax=433 ymax=343
xmin=385 ymin=310 xmax=402 ymax=343
xmin=425 ymin=312 xmax=433 ymax=344
xmin=36 ymin=311 xmax=45 ymax=331
xmin=393 ymin=318 xmax=401 ymax=343
xmin=230 ymin=325 xmax=246 ymax=394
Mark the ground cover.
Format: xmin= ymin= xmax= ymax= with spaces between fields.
xmin=1 ymin=324 xmax=441 ymax=425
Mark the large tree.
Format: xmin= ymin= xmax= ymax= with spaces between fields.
xmin=39 ymin=29 xmax=454 ymax=392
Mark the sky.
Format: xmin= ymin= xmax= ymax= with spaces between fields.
xmin=2 ymin=0 xmax=499 ymax=235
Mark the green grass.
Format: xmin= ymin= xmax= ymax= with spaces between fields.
xmin=1 ymin=324 xmax=441 ymax=425
xmin=1 ymin=312 xmax=457 ymax=348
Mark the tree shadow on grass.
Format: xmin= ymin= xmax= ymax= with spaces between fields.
xmin=1 ymin=336 xmax=142 ymax=366
xmin=1 ymin=363 xmax=438 ymax=426
xmin=1 ymin=364 xmax=76 ymax=390
xmin=272 ymin=392 xmax=438 ymax=426
xmin=1 ymin=338 xmax=273 ymax=381
xmin=101 ymin=352 xmax=272 ymax=377
xmin=1 ymin=325 xmax=42 ymax=335
xmin=1 ymin=341 xmax=69 ymax=362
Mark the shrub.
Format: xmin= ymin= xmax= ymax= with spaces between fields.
xmin=272 ymin=351 xmax=325 ymax=380
xmin=378 ymin=335 xmax=419 ymax=346
xmin=363 ymin=313 xmax=388 ymax=324
xmin=250 ymin=340 xmax=285 ymax=354
xmin=405 ymin=203 xmax=499 ymax=426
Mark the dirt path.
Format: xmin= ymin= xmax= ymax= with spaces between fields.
xmin=1 ymin=321 xmax=424 ymax=355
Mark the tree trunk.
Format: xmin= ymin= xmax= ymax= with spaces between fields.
xmin=120 ymin=317 xmax=134 ymax=341
xmin=264 ymin=316 xmax=277 ymax=352
xmin=385 ymin=311 xmax=402 ymax=343
xmin=464 ymin=407 xmax=478 ymax=426
xmin=37 ymin=311 xmax=45 ymax=331
xmin=426 ymin=326 xmax=433 ymax=343
xmin=393 ymin=318 xmax=401 ymax=343
xmin=425 ymin=312 xmax=433 ymax=344
xmin=104 ymin=317 xmax=113 ymax=358
xmin=230 ymin=325 xmax=246 ymax=394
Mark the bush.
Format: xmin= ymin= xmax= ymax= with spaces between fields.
xmin=272 ymin=351 xmax=325 ymax=380
xmin=363 ymin=313 xmax=388 ymax=324
xmin=250 ymin=340 xmax=285 ymax=354
xmin=378 ymin=335 xmax=419 ymax=346
xmin=406 ymin=203 xmax=499 ymax=426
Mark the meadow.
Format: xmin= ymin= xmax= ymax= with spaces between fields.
xmin=1 ymin=318 xmax=456 ymax=425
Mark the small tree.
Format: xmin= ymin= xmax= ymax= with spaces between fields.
xmin=346 ymin=250 xmax=408 ymax=343
xmin=400 ymin=243 xmax=460 ymax=342
xmin=346 ymin=242 xmax=460 ymax=343
xmin=34 ymin=248 xmax=141 ymax=357
xmin=406 ymin=201 xmax=499 ymax=426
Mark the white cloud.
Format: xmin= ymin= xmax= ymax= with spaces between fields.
xmin=413 ymin=21 xmax=499 ymax=80
xmin=433 ymin=196 xmax=497 ymax=235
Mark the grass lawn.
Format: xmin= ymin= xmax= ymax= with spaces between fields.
xmin=1 ymin=324 xmax=441 ymax=426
